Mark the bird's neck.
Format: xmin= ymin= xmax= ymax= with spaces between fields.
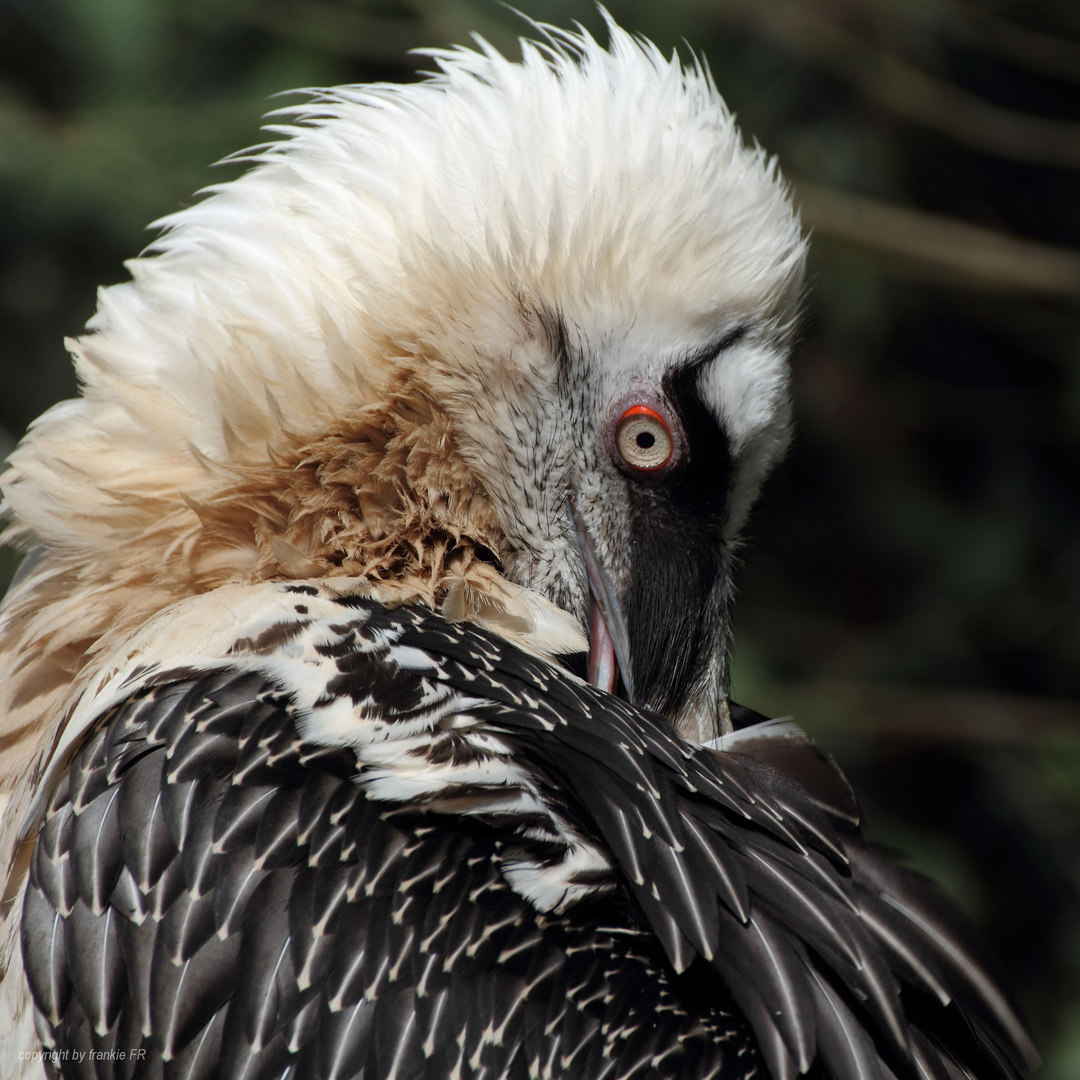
xmin=0 ymin=374 xmax=526 ymax=887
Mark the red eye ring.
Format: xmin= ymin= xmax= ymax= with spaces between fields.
xmin=614 ymin=404 xmax=675 ymax=473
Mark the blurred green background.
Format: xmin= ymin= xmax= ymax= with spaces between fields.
xmin=1 ymin=0 xmax=1077 ymax=1074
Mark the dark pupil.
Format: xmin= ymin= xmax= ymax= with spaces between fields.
xmin=636 ymin=431 xmax=655 ymax=449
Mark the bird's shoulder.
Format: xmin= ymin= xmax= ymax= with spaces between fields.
xmin=21 ymin=580 xmax=1036 ymax=1080
xmin=22 ymin=585 xmax=754 ymax=1079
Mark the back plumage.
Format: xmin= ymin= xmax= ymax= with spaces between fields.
xmin=0 ymin=15 xmax=1036 ymax=1080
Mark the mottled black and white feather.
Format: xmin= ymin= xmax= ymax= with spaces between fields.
xmin=0 ymin=16 xmax=1039 ymax=1080
xmin=22 ymin=590 xmax=1037 ymax=1080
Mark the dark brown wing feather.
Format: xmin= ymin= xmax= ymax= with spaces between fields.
xmin=21 ymin=598 xmax=1037 ymax=1080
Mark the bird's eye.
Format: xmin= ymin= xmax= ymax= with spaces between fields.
xmin=614 ymin=405 xmax=674 ymax=472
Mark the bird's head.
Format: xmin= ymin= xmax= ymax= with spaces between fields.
xmin=0 ymin=17 xmax=805 ymax=746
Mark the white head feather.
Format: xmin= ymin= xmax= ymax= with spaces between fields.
xmin=0 ymin=20 xmax=806 ymax=975
xmin=3 ymin=18 xmax=802 ymax=560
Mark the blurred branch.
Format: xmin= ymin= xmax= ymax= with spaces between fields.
xmin=836 ymin=0 xmax=1080 ymax=86
xmin=796 ymin=180 xmax=1080 ymax=296
xmin=0 ymin=88 xmax=265 ymax=231
xmin=227 ymin=0 xmax=527 ymax=67
xmin=719 ymin=0 xmax=1080 ymax=168
xmin=945 ymin=0 xmax=1080 ymax=85
xmin=772 ymin=679 xmax=1080 ymax=747
xmin=246 ymin=2 xmax=424 ymax=63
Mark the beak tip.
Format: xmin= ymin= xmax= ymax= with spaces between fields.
xmin=571 ymin=503 xmax=636 ymax=702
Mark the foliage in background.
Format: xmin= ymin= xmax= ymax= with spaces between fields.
xmin=1 ymin=0 xmax=1078 ymax=1074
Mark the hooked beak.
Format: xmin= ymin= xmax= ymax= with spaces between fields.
xmin=570 ymin=506 xmax=636 ymax=703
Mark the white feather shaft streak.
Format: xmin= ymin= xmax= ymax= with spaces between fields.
xmin=880 ymin=893 xmax=1039 ymax=1067
xmin=15 ymin=577 xmax=568 ymax=837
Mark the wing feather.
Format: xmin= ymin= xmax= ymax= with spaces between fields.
xmin=22 ymin=589 xmax=1034 ymax=1080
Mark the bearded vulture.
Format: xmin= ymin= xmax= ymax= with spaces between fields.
xmin=0 ymin=16 xmax=1038 ymax=1080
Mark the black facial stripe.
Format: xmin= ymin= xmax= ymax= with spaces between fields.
xmin=623 ymin=494 xmax=725 ymax=716
xmin=692 ymin=324 xmax=748 ymax=367
xmin=662 ymin=353 xmax=735 ymax=517
xmin=622 ymin=352 xmax=738 ymax=716
xmin=540 ymin=305 xmax=575 ymax=394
